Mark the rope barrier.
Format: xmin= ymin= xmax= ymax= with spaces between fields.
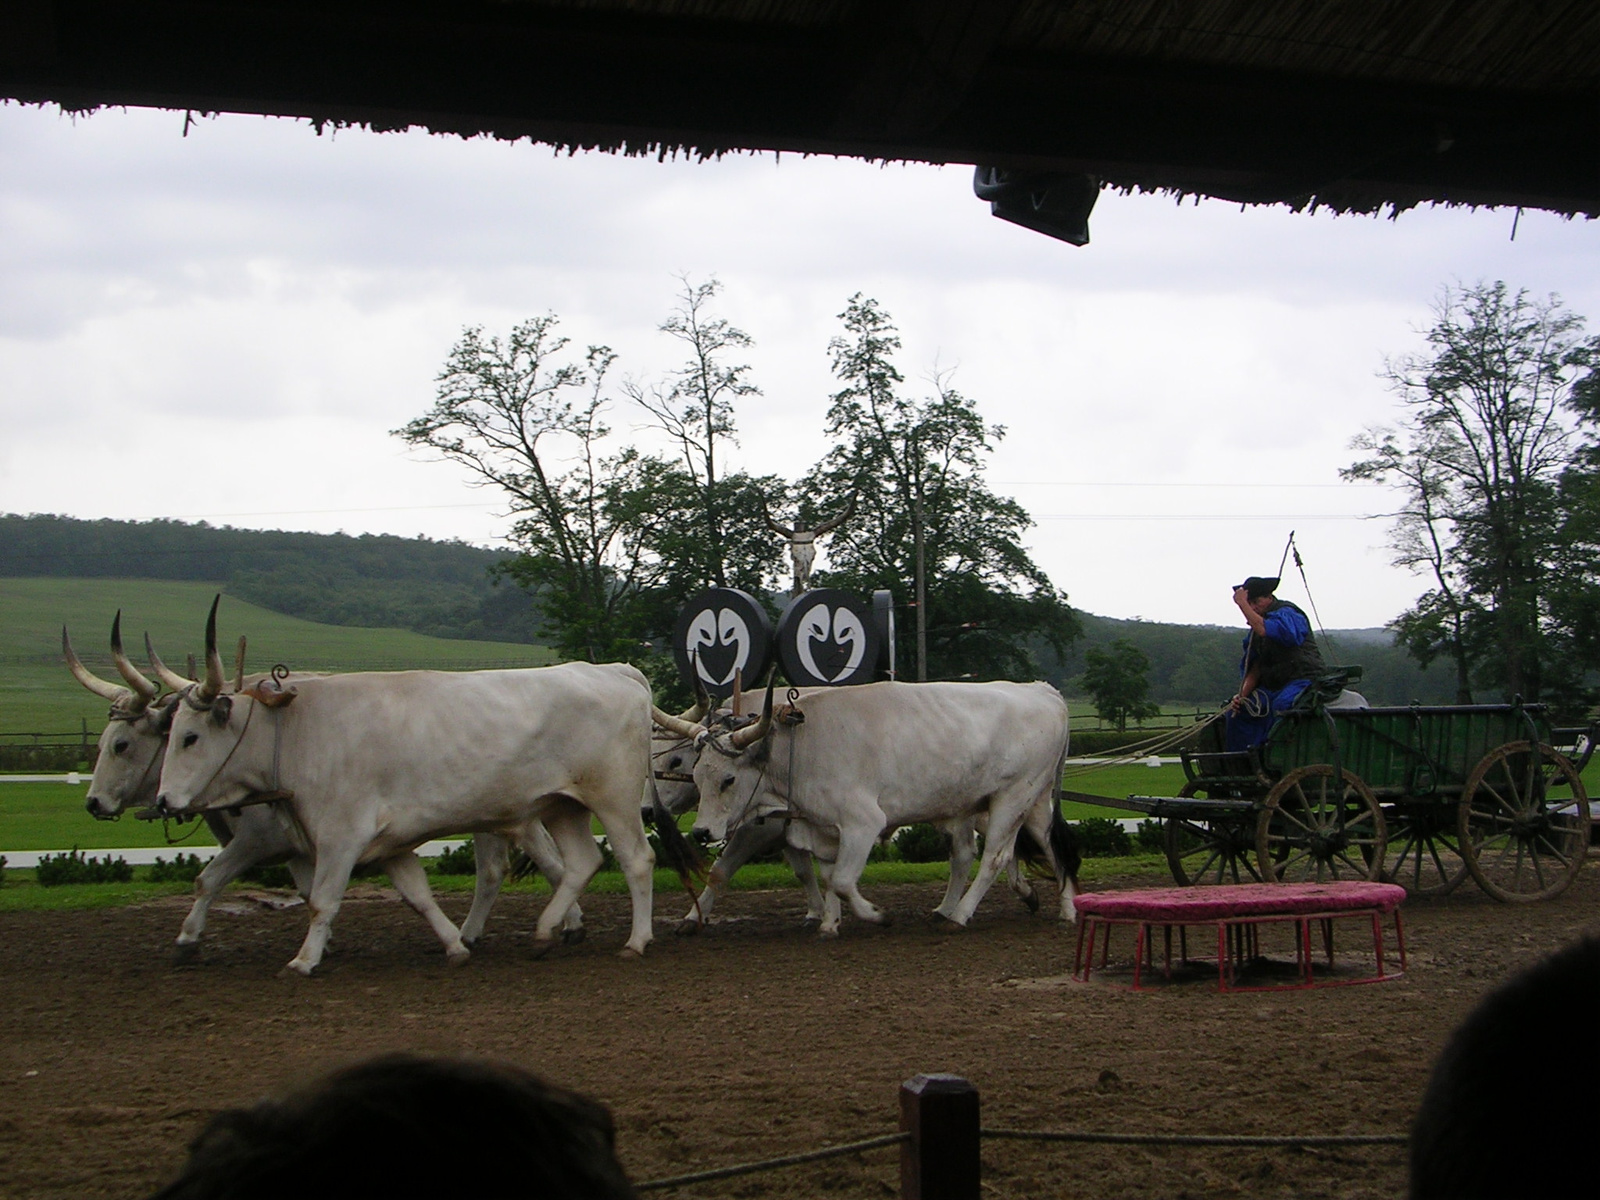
xmin=631 ymin=1121 xmax=1409 ymax=1191
xmin=634 ymin=1132 xmax=910 ymax=1191
xmin=981 ymin=1128 xmax=1409 ymax=1148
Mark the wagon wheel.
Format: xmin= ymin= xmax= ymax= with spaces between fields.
xmin=1255 ymin=765 xmax=1387 ymax=884
xmin=1458 ymin=741 xmax=1588 ymax=903
xmin=1163 ymin=782 xmax=1264 ymax=886
xmin=1383 ymin=801 xmax=1469 ymax=896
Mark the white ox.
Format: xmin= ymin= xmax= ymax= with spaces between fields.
xmin=653 ymin=690 xmax=1045 ymax=933
xmin=654 ymin=678 xmax=1080 ymax=935
xmin=155 ymin=606 xmax=654 ymax=975
xmin=64 ymin=617 xmax=582 ymax=957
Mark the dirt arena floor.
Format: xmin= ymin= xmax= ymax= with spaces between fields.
xmin=2 ymin=863 xmax=1598 ymax=1200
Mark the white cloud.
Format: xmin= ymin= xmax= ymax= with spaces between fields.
xmin=3 ymin=101 xmax=1599 ymax=632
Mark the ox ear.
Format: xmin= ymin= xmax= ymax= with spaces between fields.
xmin=209 ymin=693 xmax=235 ymax=726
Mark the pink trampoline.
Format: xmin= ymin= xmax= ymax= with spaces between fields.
xmin=1072 ymin=881 xmax=1406 ymax=992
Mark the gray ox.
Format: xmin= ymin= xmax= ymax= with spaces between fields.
xmin=65 ymin=617 xmax=582 ymax=956
xmin=653 ymin=678 xmax=1080 ymax=935
xmin=155 ymin=603 xmax=653 ymax=975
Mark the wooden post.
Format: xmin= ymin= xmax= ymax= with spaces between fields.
xmin=899 ymin=1074 xmax=979 ymax=1200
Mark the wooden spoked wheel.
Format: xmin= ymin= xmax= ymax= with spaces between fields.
xmin=1383 ymin=801 xmax=1469 ymax=896
xmin=1458 ymin=741 xmax=1588 ymax=903
xmin=1256 ymin=765 xmax=1387 ymax=884
xmin=1163 ymin=782 xmax=1264 ymax=886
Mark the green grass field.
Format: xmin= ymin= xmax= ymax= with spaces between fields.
xmin=1 ymin=577 xmax=556 ymax=733
xmin=0 ymin=854 xmax=1171 ymax=913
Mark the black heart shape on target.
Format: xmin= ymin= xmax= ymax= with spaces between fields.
xmin=805 ymin=628 xmax=853 ymax=682
xmin=697 ymin=636 xmax=740 ymax=687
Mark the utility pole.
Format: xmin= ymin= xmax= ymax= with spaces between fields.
xmin=914 ymin=484 xmax=927 ymax=682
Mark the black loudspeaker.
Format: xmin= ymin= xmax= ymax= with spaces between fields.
xmin=973 ymin=166 xmax=1099 ymax=246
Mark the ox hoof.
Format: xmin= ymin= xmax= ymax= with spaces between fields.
xmin=816 ymin=927 xmax=840 ymax=940
xmin=617 ymin=945 xmax=646 ymax=960
xmin=460 ymin=935 xmax=480 ymax=949
xmin=446 ymin=948 xmax=471 ymax=968
xmin=800 ymin=916 xmax=821 ymax=928
xmin=1021 ymin=889 xmax=1041 ymax=915
xmin=282 ymin=960 xmax=316 ymax=977
xmin=171 ymin=941 xmax=202 ymax=966
xmin=529 ymin=938 xmax=557 ymax=961
xmin=561 ymin=927 xmax=587 ymax=946
xmin=936 ymin=914 xmax=969 ymax=934
xmin=674 ymin=920 xmax=702 ymax=937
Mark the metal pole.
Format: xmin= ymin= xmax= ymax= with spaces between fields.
xmin=914 ymin=490 xmax=927 ymax=682
xmin=899 ymin=1074 xmax=979 ymax=1200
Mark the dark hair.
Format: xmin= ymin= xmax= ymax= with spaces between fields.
xmin=1409 ymin=937 xmax=1600 ymax=1199
xmin=148 ymin=1054 xmax=637 ymax=1200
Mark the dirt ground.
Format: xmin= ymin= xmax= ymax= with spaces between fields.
xmin=2 ymin=864 xmax=1597 ymax=1200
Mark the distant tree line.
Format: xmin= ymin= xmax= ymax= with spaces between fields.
xmin=1048 ymin=613 xmax=1459 ymax=709
xmin=0 ymin=514 xmax=540 ymax=643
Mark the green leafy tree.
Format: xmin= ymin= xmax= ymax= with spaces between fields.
xmin=1080 ymin=638 xmax=1161 ymax=731
xmin=1344 ymin=282 xmax=1600 ymax=709
xmin=626 ymin=276 xmax=780 ymax=594
xmin=395 ymin=315 xmax=693 ymax=662
xmin=800 ymin=295 xmax=1080 ymax=681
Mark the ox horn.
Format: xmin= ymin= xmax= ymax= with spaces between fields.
xmin=62 ymin=626 xmax=126 ymax=703
xmin=728 ymin=670 xmax=777 ymax=750
xmin=145 ymin=633 xmax=193 ymax=693
xmin=677 ymin=698 xmax=707 ymax=724
xmin=108 ymin=611 xmax=157 ymax=704
xmin=196 ymin=594 xmax=225 ymax=703
xmin=652 ymin=705 xmax=702 ymax=741
xmin=233 ymin=635 xmax=247 ymax=693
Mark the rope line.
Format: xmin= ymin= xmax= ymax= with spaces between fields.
xmin=634 ymin=1133 xmax=910 ymax=1191
xmin=1060 ymin=711 xmax=1225 ymax=779
xmin=981 ymin=1128 xmax=1408 ymax=1148
xmin=633 ymin=1122 xmax=1409 ymax=1190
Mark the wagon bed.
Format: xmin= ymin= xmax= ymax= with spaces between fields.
xmin=1064 ymin=691 xmax=1595 ymax=902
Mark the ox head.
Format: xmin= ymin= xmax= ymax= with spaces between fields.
xmin=651 ymin=673 xmax=776 ymax=842
xmin=156 ymin=597 xmax=295 ymax=815
xmin=66 ymin=613 xmax=182 ymax=819
xmin=647 ymin=696 xmax=710 ymax=819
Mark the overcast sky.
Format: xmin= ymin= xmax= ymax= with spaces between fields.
xmin=4 ymin=101 xmax=1599 ymax=630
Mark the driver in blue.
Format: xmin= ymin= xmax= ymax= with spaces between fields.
xmin=1225 ymin=575 xmax=1324 ymax=751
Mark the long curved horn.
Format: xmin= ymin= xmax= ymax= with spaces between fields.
xmin=233 ymin=635 xmax=247 ymax=693
xmin=761 ymin=496 xmax=795 ymax=539
xmin=729 ymin=670 xmax=777 ymax=749
xmin=652 ymin=705 xmax=702 ymax=741
xmin=62 ymin=626 xmax=125 ymax=703
xmin=811 ymin=491 xmax=859 ymax=536
xmin=145 ymin=633 xmax=192 ymax=693
xmin=108 ymin=611 xmax=157 ymax=703
xmin=676 ymin=698 xmax=707 ymax=724
xmin=196 ymin=594 xmax=225 ymax=703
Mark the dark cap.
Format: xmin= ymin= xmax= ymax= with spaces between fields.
xmin=1236 ymin=576 xmax=1279 ymax=600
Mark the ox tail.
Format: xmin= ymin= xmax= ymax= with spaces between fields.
xmin=649 ymin=790 xmax=709 ymax=893
xmin=1015 ymin=804 xmax=1081 ymax=892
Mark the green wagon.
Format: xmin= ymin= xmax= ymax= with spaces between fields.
xmin=1067 ymin=683 xmax=1595 ymax=902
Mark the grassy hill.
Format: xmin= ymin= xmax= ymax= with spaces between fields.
xmin=1 ymin=578 xmax=557 ymax=733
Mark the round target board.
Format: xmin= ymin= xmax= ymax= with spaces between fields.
xmin=672 ymin=588 xmax=774 ymax=700
xmin=775 ymin=589 xmax=881 ymax=687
